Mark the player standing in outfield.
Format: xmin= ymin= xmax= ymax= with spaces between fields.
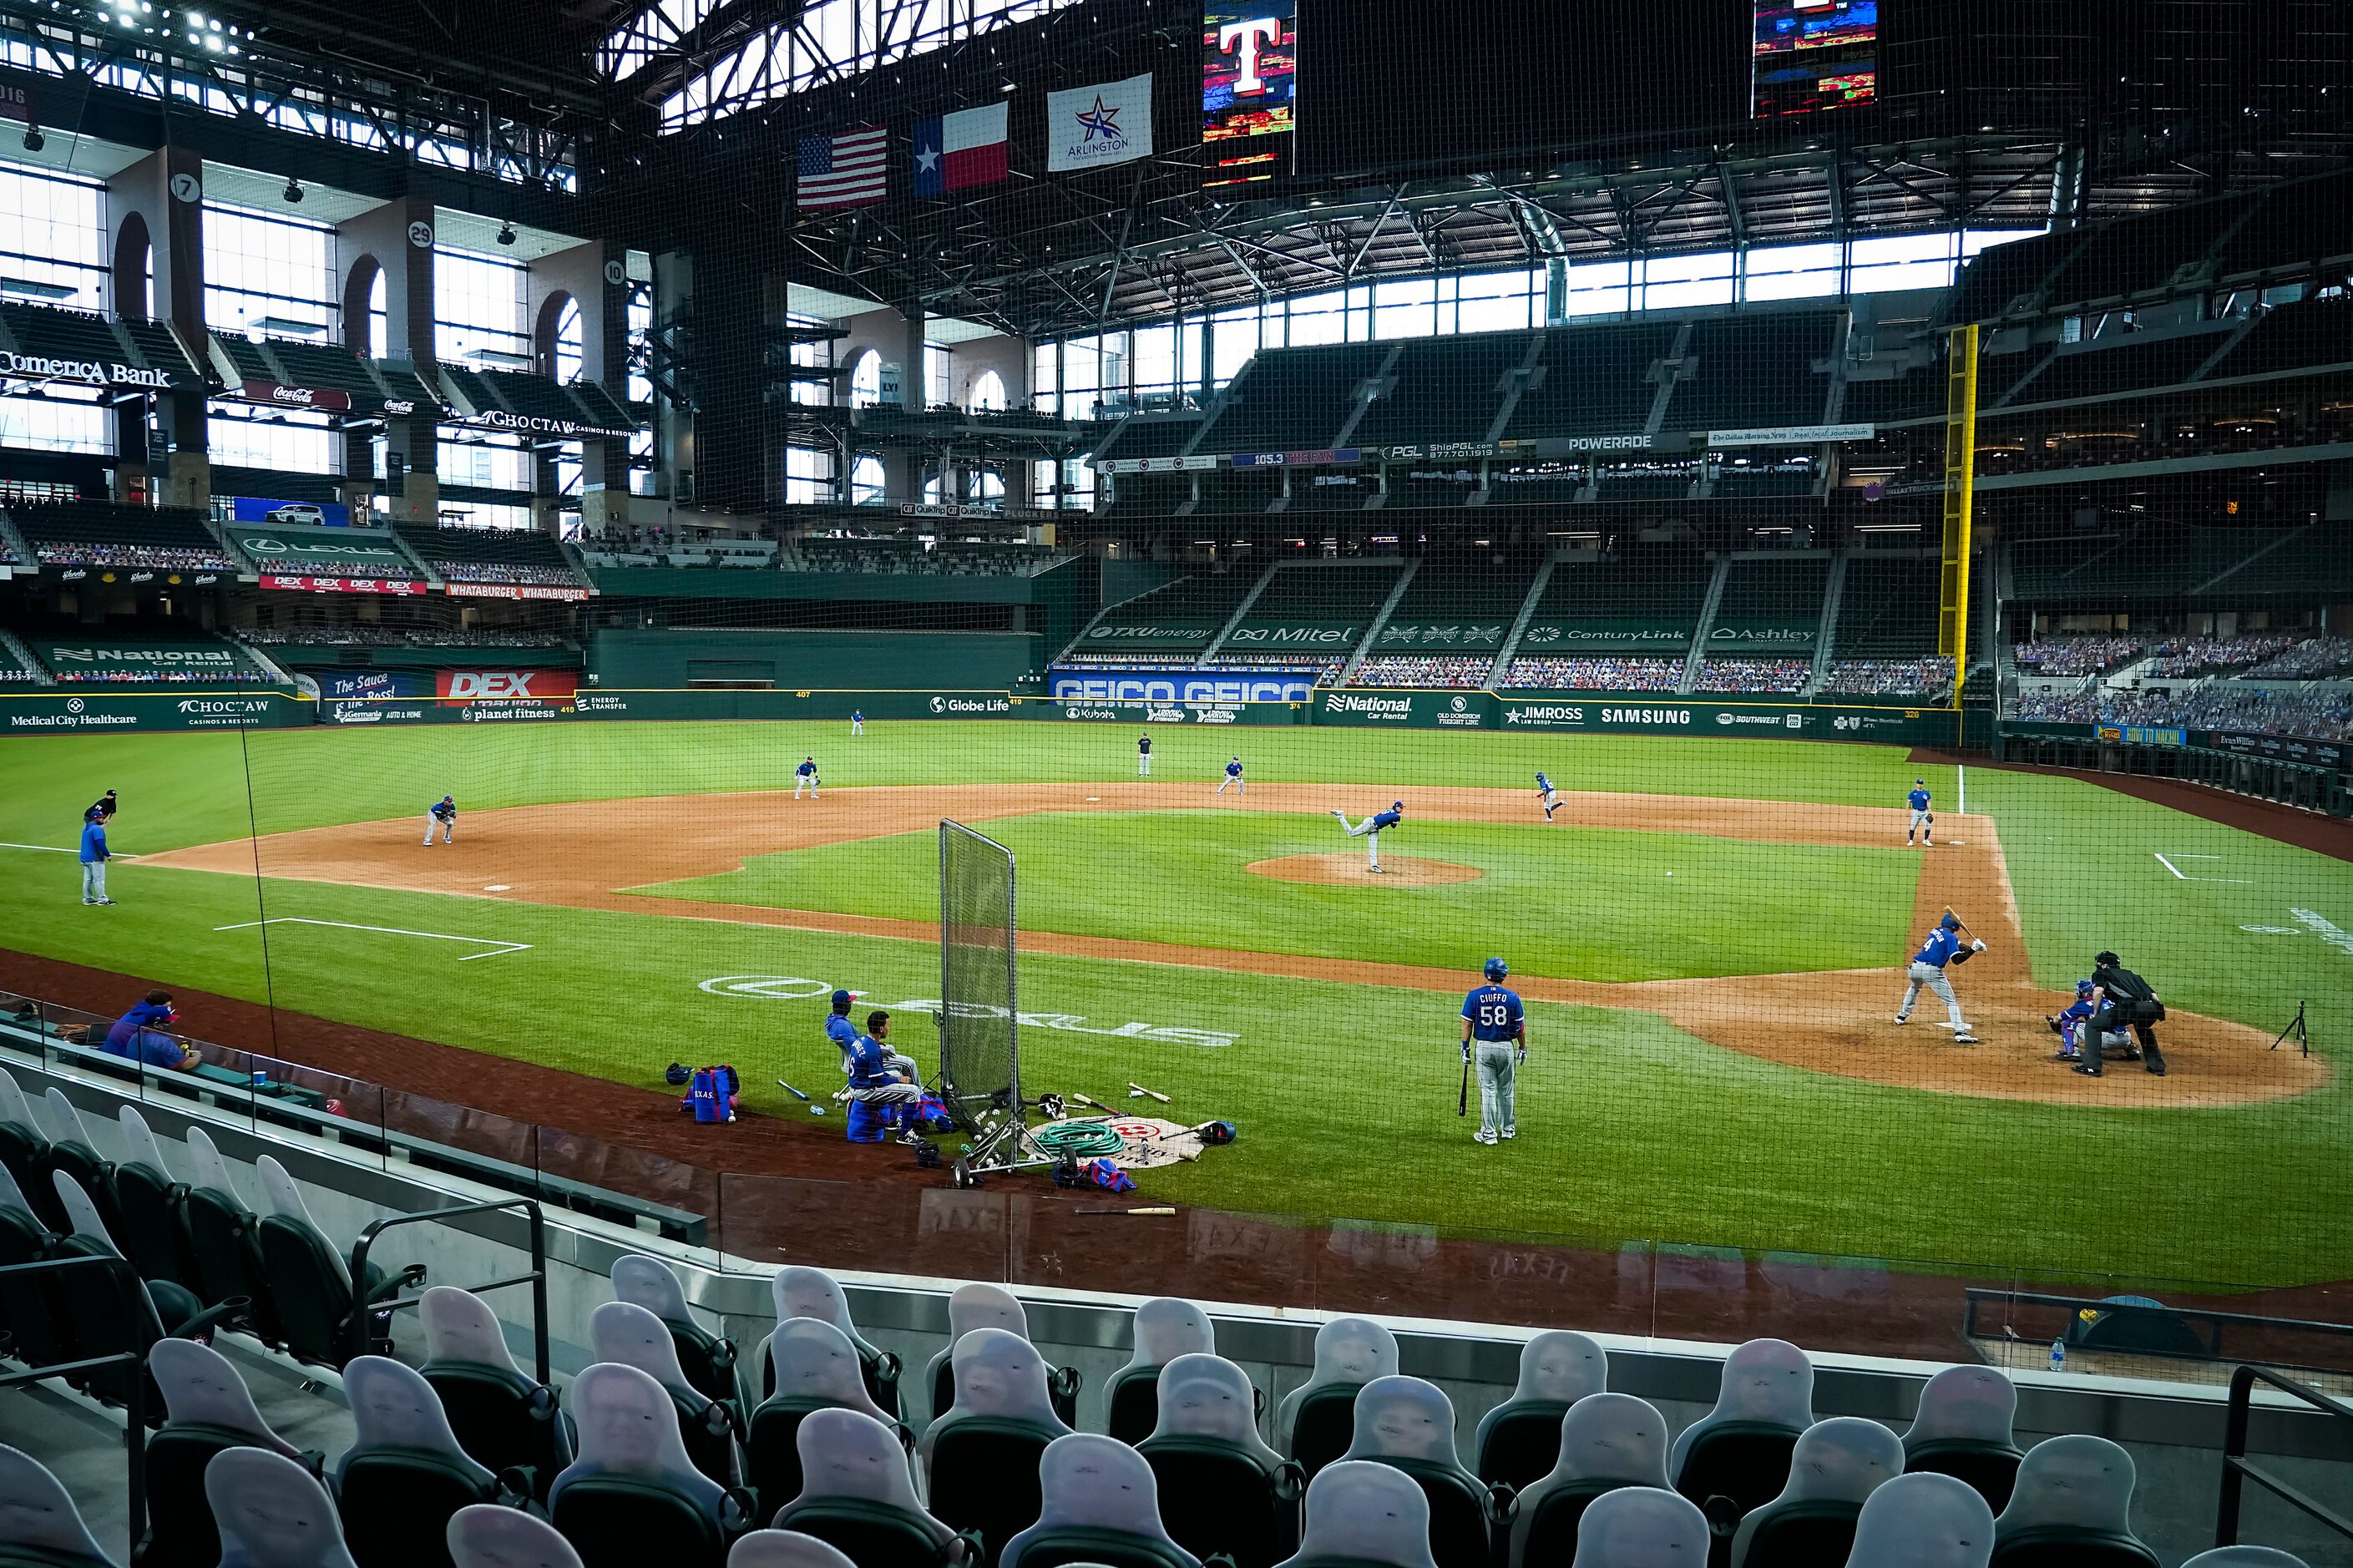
xmin=1330 ymin=801 xmax=1404 ymax=873
xmin=1216 ymin=755 xmax=1244 ymax=795
xmin=852 ymin=709 xmax=864 ymax=736
xmin=78 ymin=811 xmax=114 ymax=904
xmin=1907 ymin=778 xmax=1934 ymax=847
xmin=1137 ymin=732 xmax=1152 ymax=776
xmin=1461 ymin=957 xmax=1526 ymax=1146
xmin=1536 ymin=771 xmax=1560 ymax=822
xmin=795 ymin=756 xmax=822 ymax=799
xmin=422 ymin=795 xmax=455 ymax=846
xmin=1894 ymin=912 xmax=1982 ymax=1042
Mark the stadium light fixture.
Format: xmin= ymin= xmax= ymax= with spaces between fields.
xmin=20 ymin=129 xmax=43 ymax=153
xmin=497 ymin=222 xmax=518 ymax=246
xmin=283 ymin=178 xmax=304 ymax=203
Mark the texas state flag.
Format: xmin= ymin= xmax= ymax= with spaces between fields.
xmin=912 ymin=102 xmax=1010 ymax=197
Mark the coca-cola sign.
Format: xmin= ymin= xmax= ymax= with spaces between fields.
xmin=240 ymin=379 xmax=352 ymax=412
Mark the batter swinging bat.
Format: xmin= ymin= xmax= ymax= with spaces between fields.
xmin=1128 ymin=1081 xmax=1171 ymax=1104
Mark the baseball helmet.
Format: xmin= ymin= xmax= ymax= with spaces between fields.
xmin=1484 ymin=957 xmax=1509 ymax=981
xmin=1392 ymin=800 xmax=1404 ymax=811
xmin=1940 ymin=912 xmax=1961 ymax=931
xmin=2076 ymin=979 xmax=2096 ymax=995
xmin=663 ymin=1062 xmax=691 ymax=1087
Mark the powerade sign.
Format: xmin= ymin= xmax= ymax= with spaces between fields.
xmin=1050 ymin=669 xmax=1318 ymax=703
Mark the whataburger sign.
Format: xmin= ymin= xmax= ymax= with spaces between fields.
xmin=0 ymin=352 xmax=170 ymax=391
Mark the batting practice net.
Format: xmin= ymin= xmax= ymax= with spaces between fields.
xmin=939 ymin=819 xmax=1020 ymax=1146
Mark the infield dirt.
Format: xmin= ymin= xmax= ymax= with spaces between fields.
xmin=139 ymin=781 xmax=2324 ymax=1109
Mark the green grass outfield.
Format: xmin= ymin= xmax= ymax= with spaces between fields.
xmin=2 ymin=720 xmax=2349 ymax=1289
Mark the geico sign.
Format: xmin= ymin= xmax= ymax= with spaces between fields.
xmin=0 ymin=352 xmax=170 ymax=389
xmin=1050 ymin=675 xmax=1310 ymax=703
xmin=445 ymin=672 xmax=545 ymax=698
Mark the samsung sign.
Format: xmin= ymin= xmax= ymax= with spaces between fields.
xmin=1050 ymin=668 xmax=1318 ymax=704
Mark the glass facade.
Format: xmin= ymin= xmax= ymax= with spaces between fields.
xmin=0 ymin=161 xmax=111 ymax=454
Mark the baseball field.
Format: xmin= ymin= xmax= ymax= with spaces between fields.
xmin=1 ymin=717 xmax=2347 ymax=1291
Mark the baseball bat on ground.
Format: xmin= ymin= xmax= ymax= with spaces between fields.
xmin=1127 ymin=1081 xmax=1171 ymax=1103
xmin=1075 ymin=1206 xmax=1176 ymax=1216
xmin=777 ymin=1080 xmax=828 ymax=1116
xmin=1070 ymin=1091 xmax=1115 ymax=1114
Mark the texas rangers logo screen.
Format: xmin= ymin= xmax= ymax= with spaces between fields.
xmin=1203 ymin=1 xmax=1293 ymax=188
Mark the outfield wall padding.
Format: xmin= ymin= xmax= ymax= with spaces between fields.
xmin=588 ymin=629 xmax=1043 ymax=691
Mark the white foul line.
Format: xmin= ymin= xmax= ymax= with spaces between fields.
xmin=213 ymin=917 xmax=531 ymax=960
xmin=0 ymin=841 xmax=141 ymax=858
xmin=2153 ymin=852 xmax=2249 ymax=885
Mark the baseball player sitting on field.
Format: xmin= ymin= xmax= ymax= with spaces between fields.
xmin=1895 ymin=911 xmax=1982 ymax=1042
xmin=841 ymin=1009 xmax=927 ymax=1146
xmin=423 ymin=795 xmax=455 ymax=845
xmin=1330 ymin=801 xmax=1404 ymax=873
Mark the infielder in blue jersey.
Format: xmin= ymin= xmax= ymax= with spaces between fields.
xmin=795 ymin=756 xmax=822 ymax=799
xmin=1462 ymin=957 xmax=1526 ymax=1144
xmin=423 ymin=795 xmax=455 ymax=845
xmin=1895 ymin=912 xmax=1982 ymax=1041
xmin=1907 ymin=778 xmax=1934 ymax=846
xmin=1216 ymin=756 xmax=1245 ymax=795
xmin=1330 ymin=801 xmax=1404 ymax=873
xmin=1536 ymin=771 xmax=1560 ymax=822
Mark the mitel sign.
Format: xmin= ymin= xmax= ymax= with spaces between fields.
xmin=0 ymin=352 xmax=170 ymax=391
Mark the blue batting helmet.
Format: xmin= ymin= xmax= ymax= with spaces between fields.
xmin=1393 ymin=800 xmax=1404 ymax=811
xmin=1484 ymin=957 xmax=1509 ymax=981
xmin=2076 ymin=979 xmax=2096 ymax=995
xmin=1940 ymin=913 xmax=1961 ymax=931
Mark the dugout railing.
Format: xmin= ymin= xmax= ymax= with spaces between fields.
xmin=2218 ymin=1366 xmax=2353 ymax=1552
xmin=1996 ymin=728 xmax=2352 ymax=817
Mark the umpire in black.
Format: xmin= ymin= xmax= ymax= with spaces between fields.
xmin=2074 ymin=949 xmax=2168 ymax=1078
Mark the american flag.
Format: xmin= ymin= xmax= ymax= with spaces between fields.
xmin=797 ymin=125 xmax=888 ymax=210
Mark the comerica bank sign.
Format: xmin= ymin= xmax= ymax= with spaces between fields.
xmin=0 ymin=352 xmax=172 ymax=391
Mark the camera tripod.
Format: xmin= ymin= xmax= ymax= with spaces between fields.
xmin=2269 ymin=1000 xmax=2310 ymax=1058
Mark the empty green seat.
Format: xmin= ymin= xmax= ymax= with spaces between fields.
xmin=334 ymin=1356 xmax=503 ymax=1568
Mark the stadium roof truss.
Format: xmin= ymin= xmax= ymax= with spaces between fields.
xmin=786 ymin=132 xmax=2343 ymax=342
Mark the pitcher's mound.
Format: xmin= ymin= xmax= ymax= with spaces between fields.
xmin=1247 ymin=854 xmax=1484 ymax=886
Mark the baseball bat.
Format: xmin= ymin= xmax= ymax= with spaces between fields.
xmin=1075 ymin=1206 xmax=1176 ymax=1216
xmin=1943 ymin=906 xmax=1979 ymax=941
xmin=1457 ymin=1050 xmax=1470 ymax=1116
xmin=1070 ymin=1091 xmax=1114 ymax=1114
xmin=777 ymin=1080 xmax=810 ymax=1101
xmin=1128 ymin=1081 xmax=1171 ymax=1104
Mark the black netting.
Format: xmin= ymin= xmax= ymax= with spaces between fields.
xmin=938 ymin=820 xmax=1017 ymax=1138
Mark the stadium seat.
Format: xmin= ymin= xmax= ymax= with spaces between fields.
xmin=614 ymin=1253 xmax=740 ymax=1416
xmin=418 ymin=1284 xmax=572 ymax=1496
xmin=1338 ymin=1377 xmax=1500 ymax=1568
xmin=1565 ymin=1488 xmax=1710 ymax=1567
xmin=333 ymin=1356 xmax=505 ymax=1568
xmin=0 ymin=1160 xmax=72 ymax=1373
xmin=38 ymin=1089 xmax=121 ymax=1244
xmin=1138 ymin=1353 xmax=1302 ymax=1568
xmin=549 ymin=1363 xmax=752 ymax=1568
xmin=109 ymin=1107 xmax=194 ymax=1291
xmin=746 ymin=1317 xmax=903 ymax=1518
xmin=1001 ymin=1434 xmax=1202 ymax=1568
xmin=726 ymin=1531 xmax=858 ymax=1568
xmin=254 ymin=1156 xmax=422 ymax=1369
xmin=175 ymin=1128 xmax=279 ymax=1343
xmin=1103 ymin=1298 xmax=1217 ymax=1444
xmin=768 ymin=1407 xmax=960 ymax=1568
xmin=1725 ymin=1416 xmax=1903 ymax=1568
xmin=1667 ymin=1338 xmax=1814 ymax=1542
xmin=142 ymin=1338 xmax=310 ymax=1568
xmin=205 ymin=1447 xmax=358 ymax=1568
xmin=1473 ymin=1331 xmax=1607 ymax=1490
xmin=591 ymin=1298 xmax=741 ymax=1485
xmin=2181 ymin=1551 xmax=2310 ymax=1567
xmin=1506 ymin=1392 xmax=1671 ymax=1568
xmin=446 ymin=1505 xmax=584 ymax=1568
xmin=1903 ymin=1367 xmax=2025 ymax=1513
xmin=0 ymin=1072 xmax=63 ymax=1233
xmin=46 ymin=1171 xmax=234 ymax=1411
xmin=761 ymin=1265 xmax=902 ymax=1418
xmin=923 ymin=1283 xmax=1081 ymax=1429
xmin=1275 ymin=1318 xmax=1399 ymax=1483
xmin=918 ymin=1327 xmax=1075 ymax=1567
xmin=1987 ymin=1436 xmax=2158 ymax=1567
xmin=0 ymin=1440 xmax=120 ymax=1568
xmin=1275 ymin=1460 xmax=1439 ymax=1568
xmin=1849 ymin=1472 xmax=1995 ymax=1568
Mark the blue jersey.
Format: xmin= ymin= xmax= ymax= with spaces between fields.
xmin=430 ymin=798 xmax=455 ymax=821
xmin=797 ymin=761 xmax=817 ymax=777
xmin=843 ymin=1031 xmax=898 ymax=1090
xmin=1225 ymin=760 xmax=1242 ymax=776
xmin=78 ymin=822 xmax=108 ymax=863
xmin=1462 ymin=984 xmax=1524 ymax=1043
xmin=1913 ymin=927 xmax=1962 ymax=968
xmin=2057 ymin=999 xmax=2095 ymax=1024
xmin=1369 ymin=808 xmax=1402 ymax=832
xmin=1536 ymin=773 xmax=1554 ymax=794
xmin=1908 ymin=787 xmax=1931 ymax=812
xmin=825 ymin=1013 xmax=858 ymax=1056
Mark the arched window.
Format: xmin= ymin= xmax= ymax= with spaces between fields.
xmin=968 ymin=368 xmax=1007 ymax=412
xmin=850 ymin=453 xmax=885 ymax=503
xmin=848 ymin=350 xmax=883 ymax=408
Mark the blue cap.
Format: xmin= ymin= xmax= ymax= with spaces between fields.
xmin=1484 ymin=957 xmax=1509 ymax=981
xmin=1940 ymin=913 xmax=1961 ymax=931
xmin=830 ymin=989 xmax=852 ymax=1009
